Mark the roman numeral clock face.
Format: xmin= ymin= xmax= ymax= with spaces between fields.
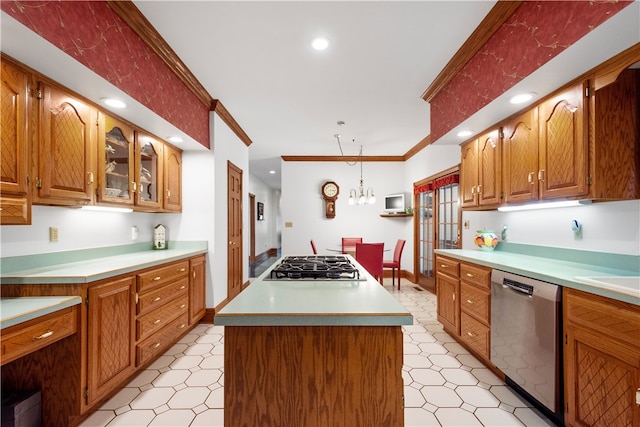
xmin=322 ymin=182 xmax=339 ymax=218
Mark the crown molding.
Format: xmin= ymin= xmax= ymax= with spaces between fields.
xmin=213 ymin=100 xmax=253 ymax=147
xmin=421 ymin=1 xmax=522 ymax=103
xmin=281 ymin=155 xmax=403 ymax=162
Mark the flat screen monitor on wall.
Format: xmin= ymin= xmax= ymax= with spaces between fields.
xmin=384 ymin=193 xmax=407 ymax=213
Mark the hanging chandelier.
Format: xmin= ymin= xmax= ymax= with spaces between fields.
xmin=334 ymin=134 xmax=376 ymax=205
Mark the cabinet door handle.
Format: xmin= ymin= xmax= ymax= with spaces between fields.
xmin=466 ymin=299 xmax=474 ymax=305
xmin=636 ymin=388 xmax=640 ymax=406
xmin=153 ymin=296 xmax=161 ymax=302
xmin=470 ymin=186 xmax=475 ymax=195
xmin=153 ymin=342 xmax=161 ymax=349
xmin=153 ymin=276 xmax=162 ymax=281
xmin=179 ymin=324 xmax=186 ymax=329
xmin=180 ymin=304 xmax=186 ymax=309
xmin=440 ymin=264 xmax=447 ymax=268
xmin=538 ymin=169 xmax=545 ymax=182
xmin=153 ymin=319 xmax=161 ymax=324
xmin=179 ymin=268 xmax=186 ymax=272
xmin=466 ymin=273 xmax=474 ymax=278
xmin=452 ymin=293 xmax=456 ymax=302
xmin=132 ymin=181 xmax=137 ymax=192
xmin=167 ymin=189 xmax=171 ymax=198
xmin=179 ymin=285 xmax=186 ymax=290
xmin=528 ymin=172 xmax=535 ymax=184
xmin=467 ymin=331 xmax=476 ymax=338
xmin=32 ymin=330 xmax=54 ymax=340
xmin=477 ymin=184 xmax=482 ymax=195
xmin=87 ymin=172 xmax=94 ymax=184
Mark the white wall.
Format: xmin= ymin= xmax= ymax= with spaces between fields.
xmin=462 ymin=200 xmax=640 ymax=256
xmin=281 ymin=160 xmax=412 ymax=269
xmin=248 ymin=173 xmax=281 ymax=255
xmin=211 ymin=112 xmax=250 ymax=307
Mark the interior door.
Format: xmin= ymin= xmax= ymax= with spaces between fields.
xmin=227 ymin=161 xmax=243 ymax=300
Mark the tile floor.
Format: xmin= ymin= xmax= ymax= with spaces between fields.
xmin=80 ymin=279 xmax=556 ymax=427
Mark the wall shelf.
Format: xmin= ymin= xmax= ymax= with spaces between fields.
xmin=380 ymin=213 xmax=412 ymax=218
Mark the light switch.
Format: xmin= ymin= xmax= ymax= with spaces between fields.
xmin=49 ymin=227 xmax=59 ymax=242
xmin=285 ymin=221 xmax=293 ymax=228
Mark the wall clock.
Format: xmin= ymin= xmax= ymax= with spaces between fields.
xmin=321 ymin=181 xmax=339 ymax=219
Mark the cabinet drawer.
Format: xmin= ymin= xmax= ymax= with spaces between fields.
xmin=137 ymin=277 xmax=188 ymax=315
xmin=564 ymin=288 xmax=640 ymax=350
xmin=137 ymin=261 xmax=189 ymax=293
xmin=460 ymin=263 xmax=491 ymax=289
xmin=1 ymin=306 xmax=77 ymax=366
xmin=460 ymin=282 xmax=490 ymax=325
xmin=136 ymin=313 xmax=189 ymax=366
xmin=436 ymin=256 xmax=459 ymax=278
xmin=460 ymin=312 xmax=490 ymax=359
xmin=137 ymin=294 xmax=188 ymax=341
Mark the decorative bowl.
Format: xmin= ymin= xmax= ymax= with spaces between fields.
xmin=474 ymin=229 xmax=498 ymax=251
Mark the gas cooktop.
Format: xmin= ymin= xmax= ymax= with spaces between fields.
xmin=266 ymin=255 xmax=364 ymax=281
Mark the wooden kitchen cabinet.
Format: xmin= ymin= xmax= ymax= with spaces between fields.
xmin=538 ymin=81 xmax=589 ymax=200
xmin=0 ymin=57 xmax=31 ymax=225
xmin=97 ymin=113 xmax=135 ymax=205
xmin=189 ymin=255 xmax=207 ymax=325
xmin=35 ymin=81 xmax=97 ymax=205
xmin=589 ymin=68 xmax=640 ymax=200
xmin=134 ymin=130 xmax=164 ymax=211
xmin=563 ymin=288 xmax=640 ymax=427
xmin=0 ymin=255 xmax=203 ymax=425
xmin=458 ymin=263 xmax=491 ymax=362
xmin=163 ymin=143 xmax=182 ymax=212
xmin=436 ymin=255 xmax=493 ymax=365
xmin=86 ymin=275 xmax=136 ymax=406
xmin=460 ymin=129 xmax=502 ymax=209
xmin=502 ymin=108 xmax=540 ymax=204
xmin=436 ymin=255 xmax=460 ymax=335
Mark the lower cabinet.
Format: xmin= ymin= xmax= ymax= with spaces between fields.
xmin=87 ymin=276 xmax=136 ymax=406
xmin=436 ymin=255 xmax=492 ymax=365
xmin=563 ymin=288 xmax=640 ymax=427
xmin=0 ymin=254 xmax=206 ymax=426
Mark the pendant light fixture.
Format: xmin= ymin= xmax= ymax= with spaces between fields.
xmin=335 ymin=134 xmax=375 ymax=205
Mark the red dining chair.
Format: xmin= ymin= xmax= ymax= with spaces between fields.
xmin=383 ymin=239 xmax=406 ymax=289
xmin=310 ymin=239 xmax=318 ymax=254
xmin=355 ymin=243 xmax=384 ymax=284
xmin=342 ymin=237 xmax=363 ymax=257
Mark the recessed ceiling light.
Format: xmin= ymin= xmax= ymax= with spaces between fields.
xmin=510 ymin=92 xmax=537 ymax=104
xmin=167 ymin=136 xmax=183 ymax=143
xmin=100 ymin=97 xmax=126 ymax=109
xmin=269 ymin=170 xmax=276 ymax=174
xmin=311 ymin=37 xmax=329 ymax=51
xmin=457 ymin=130 xmax=474 ymax=138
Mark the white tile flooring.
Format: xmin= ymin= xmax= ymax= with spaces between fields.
xmin=80 ymin=280 xmax=556 ymax=427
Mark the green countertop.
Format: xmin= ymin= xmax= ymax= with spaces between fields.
xmin=435 ymin=244 xmax=639 ymax=305
xmin=0 ymin=241 xmax=207 ymax=284
xmin=215 ymin=257 xmax=413 ymax=327
xmin=1 ymin=296 xmax=82 ymax=329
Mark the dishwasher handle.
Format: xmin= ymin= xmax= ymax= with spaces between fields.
xmin=502 ymin=278 xmax=534 ymax=296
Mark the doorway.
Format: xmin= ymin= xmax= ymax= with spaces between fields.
xmin=227 ymin=161 xmax=243 ymax=300
xmin=414 ymin=166 xmax=460 ymax=293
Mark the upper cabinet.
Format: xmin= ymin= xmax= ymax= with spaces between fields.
xmin=0 ymin=55 xmax=183 ymax=220
xmin=135 ymin=131 xmax=164 ymax=211
xmin=589 ymin=68 xmax=640 ymax=200
xmin=36 ymin=81 xmax=97 ymax=205
xmin=537 ymin=82 xmax=589 ymax=200
xmin=460 ymin=129 xmax=502 ymax=209
xmin=0 ymin=58 xmax=31 ymax=225
xmin=163 ymin=144 xmax=182 ymax=212
xmin=98 ymin=113 xmax=135 ymax=206
xmin=502 ymin=108 xmax=539 ymax=204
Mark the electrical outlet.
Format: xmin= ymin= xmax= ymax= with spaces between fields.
xmin=131 ymin=226 xmax=139 ymax=240
xmin=49 ymin=227 xmax=59 ymax=242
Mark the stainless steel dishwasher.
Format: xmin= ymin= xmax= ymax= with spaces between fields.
xmin=490 ymin=269 xmax=563 ymax=425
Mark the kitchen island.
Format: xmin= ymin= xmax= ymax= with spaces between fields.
xmin=215 ymin=256 xmax=412 ymax=427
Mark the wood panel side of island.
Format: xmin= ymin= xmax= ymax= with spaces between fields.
xmin=224 ymin=325 xmax=404 ymax=427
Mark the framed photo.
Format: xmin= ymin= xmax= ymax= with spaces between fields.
xmin=257 ymin=202 xmax=264 ymax=221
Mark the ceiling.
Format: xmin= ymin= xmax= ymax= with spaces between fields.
xmin=132 ymin=0 xmax=498 ymax=189
xmin=2 ymin=2 xmax=638 ymax=190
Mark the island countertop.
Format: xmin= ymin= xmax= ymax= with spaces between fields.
xmin=215 ymin=256 xmax=413 ymax=327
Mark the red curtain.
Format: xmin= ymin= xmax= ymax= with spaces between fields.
xmin=414 ymin=174 xmax=459 ymax=194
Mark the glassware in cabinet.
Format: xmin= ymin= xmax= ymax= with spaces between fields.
xmin=98 ymin=114 xmax=134 ymax=205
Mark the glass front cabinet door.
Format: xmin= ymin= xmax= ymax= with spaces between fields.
xmin=135 ymin=131 xmax=163 ymax=211
xmin=98 ymin=113 xmax=135 ymax=205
